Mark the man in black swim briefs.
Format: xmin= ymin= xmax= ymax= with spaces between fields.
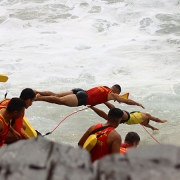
xmin=34 ymin=84 xmax=144 ymax=109
xmin=71 ymin=88 xmax=88 ymax=106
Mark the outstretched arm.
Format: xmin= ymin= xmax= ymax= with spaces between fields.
xmin=90 ymin=106 xmax=108 ymax=120
xmin=104 ymin=102 xmax=115 ymax=109
xmin=145 ymin=113 xmax=167 ymax=123
xmin=111 ymin=93 xmax=145 ymax=109
xmin=142 ymin=123 xmax=159 ymax=130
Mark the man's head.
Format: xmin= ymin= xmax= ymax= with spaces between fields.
xmin=108 ymin=108 xmax=124 ymax=127
xmin=111 ymin=84 xmax=121 ymax=95
xmin=19 ymin=88 xmax=36 ymax=108
xmin=124 ymin=132 xmax=140 ymax=147
xmin=7 ymin=98 xmax=26 ymax=119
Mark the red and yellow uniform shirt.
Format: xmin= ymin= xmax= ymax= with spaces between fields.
xmin=120 ymin=143 xmax=131 ymax=154
xmin=86 ymin=86 xmax=112 ymax=106
xmin=0 ymin=111 xmax=10 ymax=147
xmin=0 ymin=99 xmax=25 ymax=138
xmin=90 ymin=123 xmax=114 ymax=162
xmin=0 ymin=99 xmax=10 ymax=109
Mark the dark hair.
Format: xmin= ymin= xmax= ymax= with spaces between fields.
xmin=124 ymin=132 xmax=140 ymax=145
xmin=112 ymin=84 xmax=121 ymax=93
xmin=19 ymin=88 xmax=36 ymax=101
xmin=7 ymin=98 xmax=26 ymax=113
xmin=108 ymin=108 xmax=123 ymax=122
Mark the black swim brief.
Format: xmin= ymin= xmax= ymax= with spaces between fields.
xmin=130 ymin=111 xmax=140 ymax=114
xmin=72 ymin=88 xmax=88 ymax=106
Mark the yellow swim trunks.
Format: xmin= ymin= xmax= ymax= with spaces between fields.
xmin=125 ymin=112 xmax=143 ymax=125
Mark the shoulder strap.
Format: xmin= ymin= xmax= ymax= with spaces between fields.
xmin=90 ymin=125 xmax=112 ymax=135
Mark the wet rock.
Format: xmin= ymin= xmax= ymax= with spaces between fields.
xmin=0 ymin=136 xmax=93 ymax=180
xmin=1 ymin=138 xmax=180 ymax=180
xmin=93 ymin=144 xmax=180 ymax=180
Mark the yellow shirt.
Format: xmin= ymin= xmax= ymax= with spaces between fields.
xmin=125 ymin=112 xmax=143 ymax=124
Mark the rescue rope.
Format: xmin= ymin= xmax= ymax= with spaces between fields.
xmin=43 ymin=106 xmax=89 ymax=137
xmin=132 ymin=114 xmax=160 ymax=144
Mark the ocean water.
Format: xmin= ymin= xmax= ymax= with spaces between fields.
xmin=0 ymin=0 xmax=180 ymax=147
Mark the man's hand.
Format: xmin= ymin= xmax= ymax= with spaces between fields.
xmin=10 ymin=127 xmax=22 ymax=139
xmin=33 ymin=90 xmax=38 ymax=95
xmin=13 ymin=131 xmax=21 ymax=139
xmin=161 ymin=120 xmax=167 ymax=123
xmin=138 ymin=103 xmax=145 ymax=109
xmin=34 ymin=93 xmax=41 ymax=101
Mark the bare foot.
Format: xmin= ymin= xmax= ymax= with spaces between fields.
xmin=34 ymin=90 xmax=38 ymax=95
xmin=34 ymin=93 xmax=41 ymax=101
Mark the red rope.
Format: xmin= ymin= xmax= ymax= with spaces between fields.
xmin=51 ymin=106 xmax=89 ymax=133
xmin=47 ymin=106 xmax=161 ymax=145
xmin=132 ymin=114 xmax=161 ymax=144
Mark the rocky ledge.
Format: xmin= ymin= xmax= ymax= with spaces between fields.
xmin=0 ymin=137 xmax=179 ymax=180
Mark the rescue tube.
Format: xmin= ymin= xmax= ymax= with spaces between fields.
xmin=121 ymin=92 xmax=129 ymax=99
xmin=0 ymin=74 xmax=8 ymax=82
xmin=83 ymin=134 xmax=97 ymax=152
xmin=23 ymin=116 xmax=37 ymax=137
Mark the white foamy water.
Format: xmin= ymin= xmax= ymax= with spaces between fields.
xmin=0 ymin=0 xmax=180 ymax=147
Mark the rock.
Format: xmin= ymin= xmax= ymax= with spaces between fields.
xmin=93 ymin=144 xmax=180 ymax=180
xmin=1 ymin=137 xmax=180 ymax=180
xmin=0 ymin=136 xmax=94 ymax=180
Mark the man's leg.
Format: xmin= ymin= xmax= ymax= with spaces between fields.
xmin=55 ymin=88 xmax=85 ymax=97
xmin=142 ymin=113 xmax=167 ymax=123
xmin=56 ymin=91 xmax=74 ymax=97
xmin=35 ymin=94 xmax=79 ymax=107
xmin=59 ymin=94 xmax=79 ymax=106
xmin=140 ymin=117 xmax=158 ymax=130
xmin=143 ymin=123 xmax=159 ymax=130
xmin=35 ymin=90 xmax=73 ymax=97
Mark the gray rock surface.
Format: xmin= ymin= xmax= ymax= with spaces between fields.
xmin=0 ymin=136 xmax=93 ymax=180
xmin=94 ymin=144 xmax=180 ymax=180
xmin=0 ymin=137 xmax=180 ymax=180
